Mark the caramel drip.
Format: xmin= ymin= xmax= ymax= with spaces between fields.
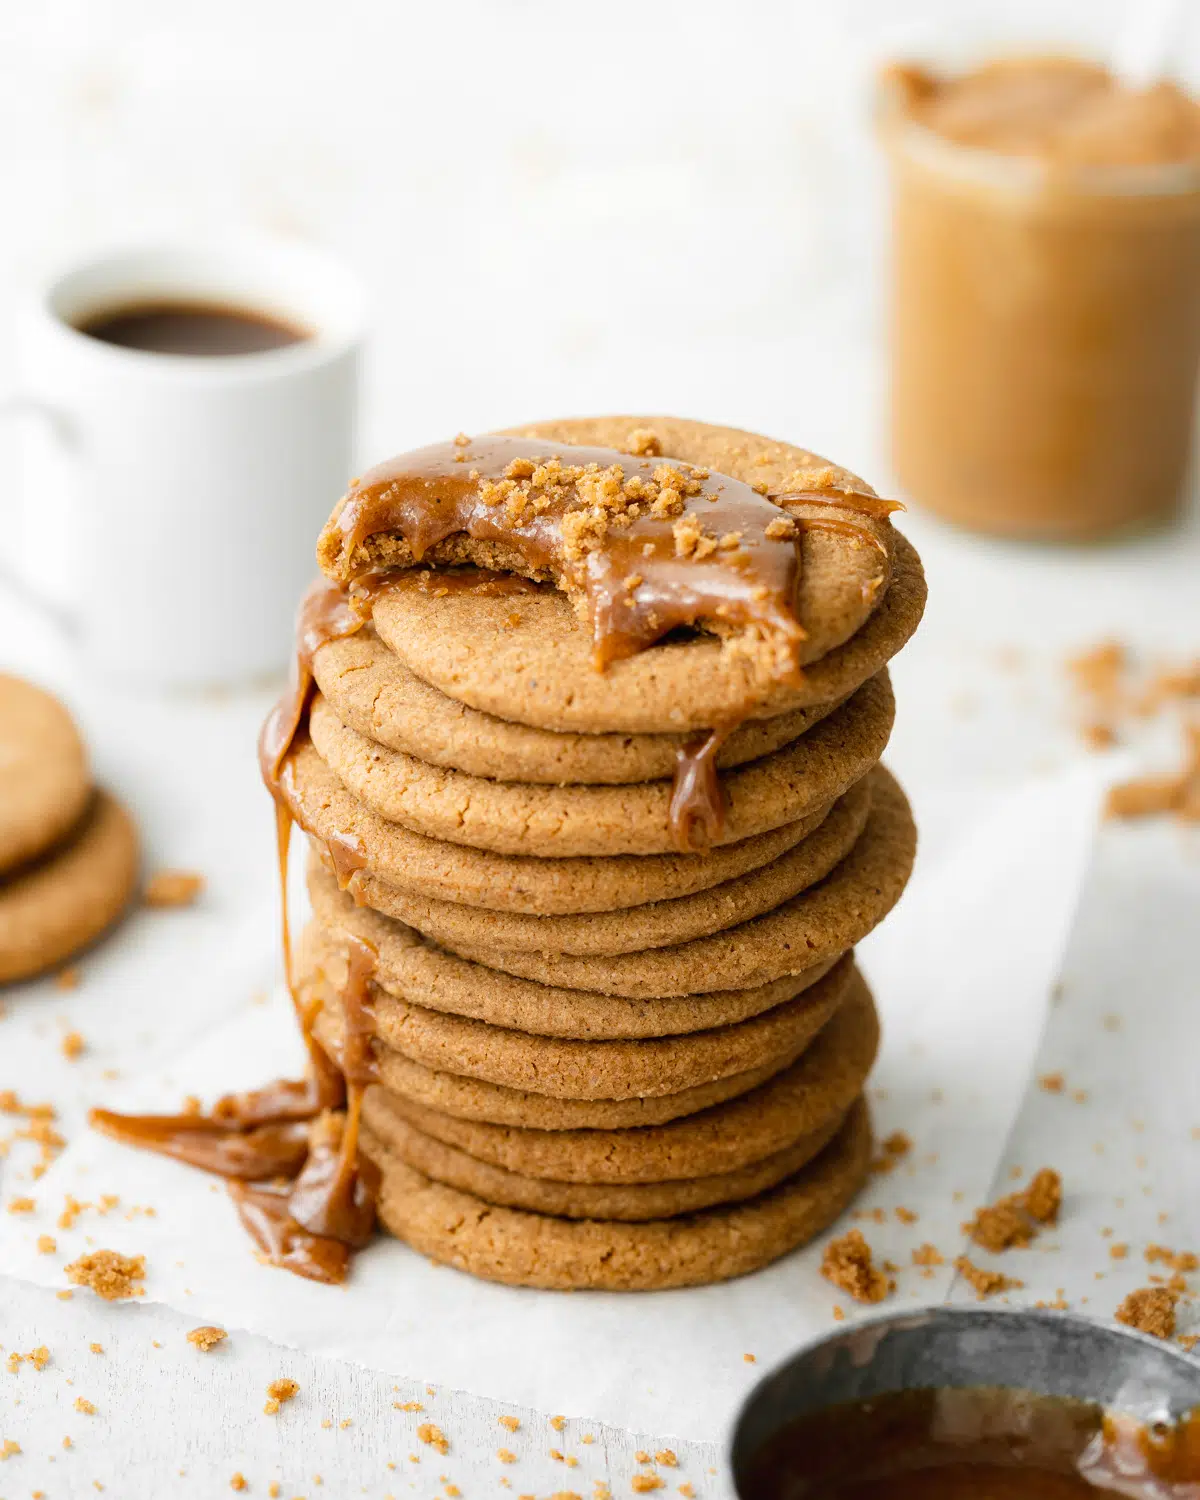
xmin=229 ymin=1181 xmax=350 ymax=1285
xmin=668 ymin=725 xmax=735 ymax=853
xmin=327 ymin=829 xmax=368 ymax=892
xmin=1080 ymin=1410 xmax=1200 ymax=1495
xmin=89 ymin=1111 xmax=311 ymax=1180
xmin=288 ymin=933 xmax=380 ymax=1248
xmin=332 ymin=437 xmax=806 ymax=672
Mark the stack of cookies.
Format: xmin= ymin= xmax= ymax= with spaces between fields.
xmin=0 ymin=674 xmax=139 ymax=984
xmin=283 ymin=417 xmax=925 ymax=1291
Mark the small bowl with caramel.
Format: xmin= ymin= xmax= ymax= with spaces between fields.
xmin=731 ymin=1305 xmax=1200 ymax=1497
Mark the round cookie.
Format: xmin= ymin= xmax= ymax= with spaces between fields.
xmin=447 ymin=768 xmax=915 ymax=999
xmin=0 ymin=791 xmax=140 ymax=984
xmin=307 ymin=672 xmax=893 ymax=858
xmin=314 ymin=627 xmax=846 ymax=785
xmin=0 ymin=674 xmax=90 ymax=875
xmin=317 ymin=776 xmax=872 ymax=957
xmin=320 ymin=417 xmax=899 ymax=689
xmin=369 ymin=531 xmax=924 ymax=736
xmin=361 ymin=1103 xmax=848 ymax=1221
xmin=364 ymin=1095 xmax=872 ymax=1291
xmin=307 ymin=871 xmax=839 ymax=1039
xmin=365 ymin=975 xmax=879 ymax=1183
xmin=285 ymin=739 xmax=831 ymax=915
xmin=309 ymin=922 xmax=855 ymax=1100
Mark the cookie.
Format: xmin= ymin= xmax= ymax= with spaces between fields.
xmin=365 ymin=974 xmax=878 ymax=1183
xmin=318 ymin=417 xmax=898 ymax=685
xmin=315 ymin=776 xmax=871 ymax=957
xmin=0 ymin=674 xmax=90 ymax=875
xmin=0 ymin=791 xmax=139 ymax=983
xmin=448 ymin=768 xmax=915 ymax=999
xmin=285 ymin=739 xmax=829 ymax=915
xmin=313 ymin=626 xmax=845 ymax=785
xmin=308 ymin=866 xmax=838 ymax=1039
xmin=369 ymin=531 xmax=924 ymax=736
xmin=307 ymin=922 xmax=854 ymax=1100
xmin=361 ymin=1102 xmax=848 ymax=1221
xmin=307 ymin=672 xmax=893 ymax=857
xmin=364 ymin=1095 xmax=872 ymax=1291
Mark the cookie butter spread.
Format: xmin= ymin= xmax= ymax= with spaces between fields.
xmin=883 ymin=56 xmax=1200 ymax=540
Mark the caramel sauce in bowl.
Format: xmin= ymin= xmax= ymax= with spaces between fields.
xmin=731 ymin=1306 xmax=1200 ymax=1498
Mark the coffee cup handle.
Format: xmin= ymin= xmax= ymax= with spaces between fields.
xmin=0 ymin=394 xmax=79 ymax=632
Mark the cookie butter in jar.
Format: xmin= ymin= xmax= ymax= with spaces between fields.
xmin=879 ymin=56 xmax=1200 ymax=540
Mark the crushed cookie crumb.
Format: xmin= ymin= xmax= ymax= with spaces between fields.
xmin=955 ymin=1257 xmax=1023 ymax=1300
xmin=0 ymin=1438 xmax=21 ymax=1458
xmin=74 ymin=1397 xmax=96 ymax=1415
xmin=88 ymin=1343 xmax=102 ymax=1355
xmin=144 ymin=869 xmax=205 ymax=908
xmin=187 ymin=1326 xmax=227 ymax=1352
xmin=1024 ymin=1168 xmax=1062 ymax=1226
xmin=625 ymin=428 xmax=662 ymax=458
xmin=498 ymin=1415 xmax=519 ymax=1431
xmin=870 ymin=1131 xmax=913 ymax=1174
xmin=632 ymin=1478 xmax=664 ymax=1494
xmin=417 ymin=1422 xmax=449 ymax=1455
xmin=395 ymin=1401 xmax=424 ymax=1412
xmin=230 ymin=1475 xmax=247 ymax=1492
xmin=36 ymin=1235 xmax=56 ymax=1255
xmin=1039 ymin=1072 xmax=1065 ymax=1093
xmin=1145 ymin=1244 xmax=1199 ymax=1273
xmin=263 ymin=1377 xmax=298 ymax=1415
xmin=497 ymin=1449 xmax=517 ymax=1464
xmin=912 ymin=1243 xmax=944 ymax=1266
xmin=1116 ymin=1287 xmax=1178 ymax=1339
xmin=655 ymin=1451 xmax=677 ymax=1467
xmin=895 ymin=1206 xmax=919 ymax=1225
xmin=966 ymin=1169 xmax=1062 ymax=1250
xmin=821 ymin=1229 xmax=893 ymax=1304
xmin=7 ymin=1196 xmax=35 ymax=1213
xmin=61 ymin=1030 xmax=86 ymax=1059
xmin=65 ymin=1250 xmax=145 ymax=1301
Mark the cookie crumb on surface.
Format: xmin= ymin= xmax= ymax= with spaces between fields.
xmin=417 ymin=1422 xmax=449 ymax=1455
xmin=263 ymin=1377 xmax=299 ymax=1415
xmin=654 ymin=1451 xmax=677 ymax=1467
xmin=1116 ymin=1287 xmax=1178 ymax=1339
xmin=549 ymin=1415 xmax=566 ymax=1432
xmin=230 ymin=1475 xmax=246 ymax=1492
xmin=966 ymin=1169 xmax=1062 ymax=1250
xmin=955 ymin=1257 xmax=1023 ymax=1300
xmin=498 ymin=1415 xmax=519 ymax=1431
xmin=61 ymin=1030 xmax=86 ymax=1060
xmin=144 ymin=869 xmax=205 ymax=908
xmin=632 ymin=1478 xmax=664 ymax=1494
xmin=497 ymin=1449 xmax=517 ymax=1464
xmin=0 ymin=1438 xmax=21 ymax=1458
xmin=7 ymin=1195 xmax=35 ymax=1213
xmin=187 ymin=1325 xmax=227 ymax=1352
xmin=55 ymin=968 xmax=81 ymax=991
xmin=74 ymin=1397 xmax=96 ymax=1415
xmin=870 ymin=1131 xmax=913 ymax=1174
xmin=821 ymin=1229 xmax=894 ymax=1304
xmin=36 ymin=1234 xmax=56 ymax=1254
xmin=1145 ymin=1244 xmax=1199 ymax=1273
xmin=395 ymin=1401 xmax=424 ymax=1412
xmin=65 ymin=1249 xmax=145 ymax=1300
xmin=912 ymin=1242 xmax=944 ymax=1267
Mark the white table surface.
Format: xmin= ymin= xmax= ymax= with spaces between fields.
xmin=2 ymin=328 xmax=1199 ymax=1495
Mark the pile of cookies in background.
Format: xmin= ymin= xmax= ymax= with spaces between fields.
xmin=0 ymin=675 xmax=140 ymax=984
xmin=284 ymin=417 xmax=927 ymax=1290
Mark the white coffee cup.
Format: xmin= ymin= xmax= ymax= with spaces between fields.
xmin=3 ymin=235 xmax=364 ymax=687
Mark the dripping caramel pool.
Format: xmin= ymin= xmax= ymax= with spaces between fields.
xmin=738 ymin=1387 xmax=1200 ymax=1498
xmin=730 ymin=1308 xmax=1200 ymax=1499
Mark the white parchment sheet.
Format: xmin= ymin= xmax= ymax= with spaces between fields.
xmin=0 ymin=761 xmax=1130 ymax=1442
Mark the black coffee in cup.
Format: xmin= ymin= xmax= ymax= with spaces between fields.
xmin=76 ymin=300 xmax=308 ymax=356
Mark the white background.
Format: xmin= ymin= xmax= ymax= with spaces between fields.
xmin=2 ymin=2 xmax=1200 ymax=1496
